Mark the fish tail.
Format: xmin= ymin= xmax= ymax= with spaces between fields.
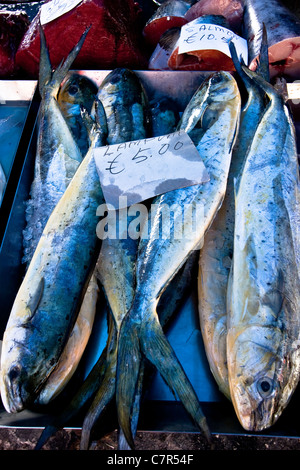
xmin=116 ymin=318 xmax=143 ymax=450
xmin=140 ymin=315 xmax=212 ymax=444
xmin=39 ymin=22 xmax=90 ymax=96
xmin=116 ymin=308 xmax=212 ymax=448
xmin=118 ymin=363 xmax=145 ymax=450
xmin=79 ymin=352 xmax=117 ymax=450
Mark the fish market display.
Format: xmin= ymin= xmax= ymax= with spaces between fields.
xmin=143 ymin=0 xmax=190 ymax=47
xmin=168 ymin=15 xmax=237 ymax=71
xmin=0 ymin=163 xmax=6 ymax=205
xmin=57 ymin=72 xmax=98 ymax=157
xmin=184 ymin=0 xmax=244 ymax=33
xmin=227 ymin=68 xmax=300 ymax=432
xmin=242 ymin=0 xmax=300 ymax=78
xmin=0 ymin=84 xmax=107 ymax=414
xmin=15 ymin=0 xmax=147 ymax=78
xmin=0 ymin=11 xmax=29 ymax=77
xmin=197 ymin=41 xmax=267 ymax=400
xmin=22 ymin=27 xmax=87 ymax=266
xmin=116 ymin=71 xmax=241 ymax=447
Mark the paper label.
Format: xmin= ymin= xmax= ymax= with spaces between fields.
xmin=178 ymin=20 xmax=248 ymax=65
xmin=93 ymin=130 xmax=210 ymax=209
xmin=40 ymin=0 xmax=82 ymax=25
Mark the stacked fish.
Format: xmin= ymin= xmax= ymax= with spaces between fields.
xmin=0 ymin=18 xmax=299 ymax=452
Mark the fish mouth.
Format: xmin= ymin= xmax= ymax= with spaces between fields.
xmin=231 ymin=382 xmax=277 ymax=432
xmin=0 ymin=365 xmax=28 ymax=414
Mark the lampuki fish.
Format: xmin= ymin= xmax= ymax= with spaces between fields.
xmin=116 ymin=71 xmax=241 ymax=448
xmin=79 ymin=68 xmax=151 ymax=450
xmin=197 ymin=39 xmax=268 ymax=400
xmin=22 ymin=26 xmax=88 ymax=267
xmin=0 ymin=94 xmax=107 ymax=413
xmin=227 ymin=67 xmax=300 ymax=431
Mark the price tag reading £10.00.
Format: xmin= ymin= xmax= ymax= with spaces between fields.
xmin=178 ymin=19 xmax=248 ymax=65
xmin=40 ymin=0 xmax=83 ymax=25
xmin=93 ymin=130 xmax=210 ymax=209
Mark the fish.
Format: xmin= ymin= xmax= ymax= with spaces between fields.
xmin=226 ymin=67 xmax=300 ymax=431
xmin=197 ymin=39 xmax=268 ymax=400
xmin=0 ymin=90 xmax=107 ymax=414
xmin=168 ymin=15 xmax=237 ymax=71
xmin=0 ymin=162 xmax=6 ymax=205
xmin=22 ymin=26 xmax=88 ymax=267
xmin=242 ymin=0 xmax=300 ymax=79
xmin=57 ymin=72 xmax=98 ymax=157
xmin=79 ymin=68 xmax=151 ymax=450
xmin=34 ymin=85 xmax=184 ymax=451
xmin=115 ymin=71 xmax=241 ymax=448
xmin=143 ymin=0 xmax=190 ymax=47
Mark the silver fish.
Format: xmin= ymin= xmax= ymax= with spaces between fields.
xmin=197 ymin=40 xmax=268 ymax=400
xmin=22 ymin=26 xmax=88 ymax=267
xmin=0 ymin=95 xmax=107 ymax=413
xmin=227 ymin=68 xmax=300 ymax=431
xmin=115 ymin=71 xmax=241 ymax=448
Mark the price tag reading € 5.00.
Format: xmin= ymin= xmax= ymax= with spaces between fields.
xmin=40 ymin=0 xmax=83 ymax=25
xmin=93 ymin=130 xmax=210 ymax=209
xmin=178 ymin=19 xmax=248 ymax=65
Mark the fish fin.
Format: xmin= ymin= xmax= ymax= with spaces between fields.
xmin=25 ymin=277 xmax=45 ymax=322
xmin=118 ymin=362 xmax=145 ymax=450
xmin=255 ymin=24 xmax=270 ymax=83
xmin=116 ymin=318 xmax=143 ymax=450
xmin=38 ymin=23 xmax=52 ymax=95
xmin=39 ymin=21 xmax=90 ymax=97
xmin=80 ymin=353 xmax=117 ymax=450
xmin=116 ymin=309 xmax=212 ymax=448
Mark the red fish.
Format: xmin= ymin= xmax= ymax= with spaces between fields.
xmin=185 ymin=0 xmax=244 ymax=34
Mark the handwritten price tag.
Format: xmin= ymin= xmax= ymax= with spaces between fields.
xmin=40 ymin=0 xmax=82 ymax=25
xmin=178 ymin=20 xmax=248 ymax=64
xmin=93 ymin=130 xmax=210 ymax=209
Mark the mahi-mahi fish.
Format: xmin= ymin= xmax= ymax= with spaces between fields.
xmin=0 ymin=90 xmax=107 ymax=414
xmin=226 ymin=67 xmax=300 ymax=431
xmin=115 ymin=71 xmax=241 ymax=448
xmin=197 ymin=39 xmax=268 ymax=400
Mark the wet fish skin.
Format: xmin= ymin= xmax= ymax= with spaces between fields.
xmin=22 ymin=26 xmax=89 ymax=266
xmin=116 ymin=71 xmax=241 ymax=448
xmin=197 ymin=40 xmax=268 ymax=400
xmin=227 ymin=68 xmax=300 ymax=432
xmin=0 ymin=98 xmax=107 ymax=414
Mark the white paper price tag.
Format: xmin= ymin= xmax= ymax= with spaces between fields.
xmin=40 ymin=0 xmax=82 ymax=25
xmin=93 ymin=130 xmax=210 ymax=209
xmin=178 ymin=20 xmax=248 ymax=65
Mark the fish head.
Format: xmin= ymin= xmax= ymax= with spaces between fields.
xmin=228 ymin=311 xmax=300 ymax=432
xmin=57 ymin=72 xmax=98 ymax=117
xmin=179 ymin=71 xmax=240 ymax=138
xmin=0 ymin=278 xmax=57 ymax=413
xmin=0 ymin=321 xmax=43 ymax=413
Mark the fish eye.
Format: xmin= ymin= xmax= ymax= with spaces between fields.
xmin=257 ymin=377 xmax=274 ymax=397
xmin=68 ymin=85 xmax=79 ymax=96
